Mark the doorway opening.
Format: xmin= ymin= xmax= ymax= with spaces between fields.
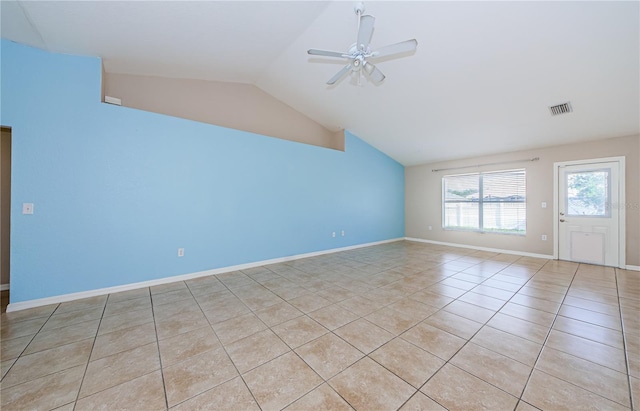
xmin=1 ymin=126 xmax=11 ymax=312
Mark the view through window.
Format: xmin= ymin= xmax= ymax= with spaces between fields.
xmin=443 ymin=169 xmax=526 ymax=234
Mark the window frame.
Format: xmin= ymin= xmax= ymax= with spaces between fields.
xmin=441 ymin=168 xmax=527 ymax=235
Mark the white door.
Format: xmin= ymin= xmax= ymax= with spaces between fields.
xmin=558 ymin=161 xmax=620 ymax=266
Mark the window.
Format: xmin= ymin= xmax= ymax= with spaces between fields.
xmin=566 ymin=168 xmax=610 ymax=217
xmin=443 ymin=169 xmax=526 ymax=234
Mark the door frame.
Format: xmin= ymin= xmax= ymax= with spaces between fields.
xmin=0 ymin=126 xmax=11 ymax=291
xmin=553 ymin=156 xmax=626 ymax=268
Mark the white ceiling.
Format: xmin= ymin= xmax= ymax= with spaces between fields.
xmin=2 ymin=1 xmax=639 ymax=166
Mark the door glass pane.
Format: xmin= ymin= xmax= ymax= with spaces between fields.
xmin=566 ymin=169 xmax=610 ymax=217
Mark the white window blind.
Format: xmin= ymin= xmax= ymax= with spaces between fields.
xmin=443 ymin=169 xmax=526 ymax=234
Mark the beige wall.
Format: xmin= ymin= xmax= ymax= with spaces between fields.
xmin=104 ymin=73 xmax=344 ymax=151
xmin=1 ymin=127 xmax=11 ymax=286
xmin=406 ymin=135 xmax=640 ymax=266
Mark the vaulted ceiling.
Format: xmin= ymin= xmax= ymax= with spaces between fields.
xmin=2 ymin=1 xmax=638 ymax=165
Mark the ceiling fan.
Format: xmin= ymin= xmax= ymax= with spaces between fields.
xmin=308 ymin=2 xmax=418 ymax=85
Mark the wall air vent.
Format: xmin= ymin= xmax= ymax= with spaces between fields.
xmin=549 ymin=102 xmax=573 ymax=116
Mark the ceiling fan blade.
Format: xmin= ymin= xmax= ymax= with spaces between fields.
xmin=308 ymin=49 xmax=348 ymax=58
xmin=327 ymin=64 xmax=352 ymax=85
xmin=357 ymin=14 xmax=375 ymax=51
xmin=363 ymin=62 xmax=385 ymax=83
xmin=371 ymin=39 xmax=418 ymax=58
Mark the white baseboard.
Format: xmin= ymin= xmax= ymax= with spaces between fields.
xmin=624 ymin=265 xmax=640 ymax=271
xmin=6 ymin=238 xmax=403 ymax=313
xmin=404 ymin=237 xmax=555 ymax=260
xmin=1 ymin=283 xmax=9 ymax=291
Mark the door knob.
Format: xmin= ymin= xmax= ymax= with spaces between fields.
xmin=560 ymin=219 xmax=565 ymax=222
xmin=559 ymin=212 xmax=565 ymax=216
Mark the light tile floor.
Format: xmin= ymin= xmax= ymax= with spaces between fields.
xmin=1 ymin=241 xmax=638 ymax=410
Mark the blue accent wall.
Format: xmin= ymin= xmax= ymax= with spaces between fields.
xmin=1 ymin=40 xmax=405 ymax=303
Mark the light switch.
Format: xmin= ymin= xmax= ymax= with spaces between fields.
xmin=22 ymin=203 xmax=34 ymax=215
xmin=541 ymin=202 xmax=547 ymax=209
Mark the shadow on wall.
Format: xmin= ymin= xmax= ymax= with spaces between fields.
xmin=103 ymin=72 xmax=345 ymax=151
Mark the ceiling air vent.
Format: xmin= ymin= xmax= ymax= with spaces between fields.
xmin=549 ymin=102 xmax=573 ymax=116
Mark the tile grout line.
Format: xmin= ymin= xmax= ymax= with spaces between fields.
xmin=148 ymin=287 xmax=170 ymax=411
xmin=514 ymin=264 xmax=635 ymax=410
xmin=510 ymin=263 xmax=579 ymax=410
xmin=441 ymin=253 xmax=637 ymax=409
xmin=3 ymin=297 xmax=158 ymax=409
xmin=153 ymin=256 xmax=618 ymax=410
xmin=178 ymin=257 xmax=634 ymax=411
xmin=278 ymin=263 xmax=389 ymax=409
xmin=235 ymin=295 xmax=332 ymax=409
xmin=0 ymin=302 xmax=61 ymax=385
xmin=71 ymin=295 xmax=109 ymax=411
xmin=615 ymin=267 xmax=635 ymax=411
xmin=185 ymin=277 xmax=266 ymax=411
xmin=241 ymin=277 xmax=357 ymax=410
xmin=3 ymin=244 xmax=633 ymax=410
xmin=294 ymin=264 xmax=496 ymax=408
xmin=199 ymin=261 xmax=431 ymax=409
xmin=251 ymin=253 xmax=600 ymax=410
xmin=394 ymin=255 xmax=546 ymax=410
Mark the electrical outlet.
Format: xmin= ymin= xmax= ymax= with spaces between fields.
xmin=332 ymin=232 xmax=336 ymax=238
xmin=178 ymin=248 xmax=185 ymax=257
xmin=541 ymin=235 xmax=547 ymax=241
xmin=428 ymin=225 xmax=433 ymax=231
xmin=341 ymin=230 xmax=345 ymax=236
xmin=541 ymin=202 xmax=547 ymax=209
xmin=22 ymin=203 xmax=34 ymax=215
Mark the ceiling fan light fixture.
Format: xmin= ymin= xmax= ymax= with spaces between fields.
xmin=363 ymin=61 xmax=374 ymax=74
xmin=307 ymin=2 xmax=417 ymax=86
xmin=353 ymin=55 xmax=363 ymax=69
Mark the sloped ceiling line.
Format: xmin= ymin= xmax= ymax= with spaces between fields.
xmin=1 ymin=1 xmax=638 ymax=166
xmin=16 ymin=1 xmax=47 ymax=50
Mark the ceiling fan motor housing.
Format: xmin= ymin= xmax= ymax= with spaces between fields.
xmin=307 ymin=2 xmax=417 ymax=85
